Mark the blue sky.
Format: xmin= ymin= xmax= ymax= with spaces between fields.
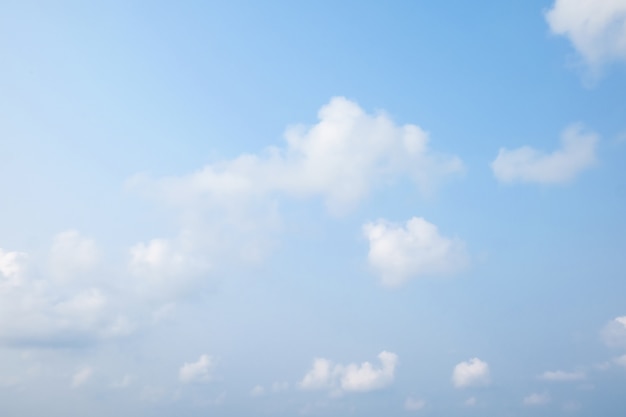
xmin=1 ymin=1 xmax=626 ymax=416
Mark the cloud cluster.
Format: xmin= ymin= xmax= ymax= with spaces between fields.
xmin=0 ymin=235 xmax=133 ymax=347
xmin=179 ymin=354 xmax=215 ymax=384
xmin=299 ymin=351 xmax=398 ymax=394
xmin=491 ymin=124 xmax=598 ymax=185
xmin=363 ymin=217 xmax=468 ymax=287
xmin=452 ymin=358 xmax=490 ymax=388
xmin=546 ymin=0 xmax=626 ymax=72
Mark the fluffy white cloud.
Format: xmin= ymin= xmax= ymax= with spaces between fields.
xmin=491 ymin=124 xmax=598 ymax=185
xmin=179 ymin=354 xmax=214 ymax=384
xmin=523 ymin=392 xmax=551 ymax=406
xmin=127 ymin=98 xmax=463 ymax=280
xmin=132 ymin=97 xmax=463 ymax=216
xmin=299 ymin=351 xmax=398 ymax=394
xmin=404 ymin=397 xmax=426 ymax=411
xmin=602 ymin=316 xmax=626 ymax=348
xmin=363 ymin=217 xmax=468 ymax=287
xmin=0 ymin=240 xmax=133 ymax=347
xmin=546 ymin=0 xmax=626 ymax=71
xmin=71 ymin=367 xmax=93 ymax=388
xmin=49 ymin=230 xmax=99 ymax=283
xmin=452 ymin=358 xmax=490 ymax=388
xmin=539 ymin=370 xmax=586 ymax=381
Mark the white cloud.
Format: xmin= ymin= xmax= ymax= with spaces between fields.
xmin=539 ymin=370 xmax=586 ymax=381
xmin=491 ymin=124 xmax=598 ymax=185
xmin=523 ymin=392 xmax=551 ymax=406
xmin=602 ymin=316 xmax=626 ymax=348
xmin=132 ymin=97 xmax=463 ymax=216
xmin=0 ymin=239 xmax=133 ymax=347
xmin=546 ymin=0 xmax=626 ymax=72
xmin=49 ymin=230 xmax=99 ymax=283
xmin=299 ymin=351 xmax=398 ymax=394
xmin=71 ymin=366 xmax=93 ymax=388
xmin=363 ymin=217 xmax=468 ymax=287
xmin=127 ymin=98 xmax=463 ymax=279
xmin=179 ymin=354 xmax=214 ymax=384
xmin=404 ymin=397 xmax=426 ymax=411
xmin=452 ymin=358 xmax=490 ymax=388
xmin=0 ymin=249 xmax=27 ymax=291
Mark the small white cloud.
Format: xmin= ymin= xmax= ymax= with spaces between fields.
xmin=404 ymin=397 xmax=426 ymax=411
xmin=539 ymin=370 xmax=586 ymax=381
xmin=523 ymin=392 xmax=551 ymax=406
xmin=179 ymin=354 xmax=214 ymax=384
xmin=363 ymin=217 xmax=468 ymax=287
xmin=602 ymin=316 xmax=626 ymax=348
xmin=71 ymin=367 xmax=93 ymax=388
xmin=49 ymin=230 xmax=99 ymax=282
xmin=464 ymin=396 xmax=477 ymax=406
xmin=299 ymin=351 xmax=398 ymax=394
xmin=491 ymin=124 xmax=598 ymax=185
xmin=546 ymin=0 xmax=626 ymax=73
xmin=452 ymin=358 xmax=490 ymax=388
xmin=250 ymin=385 xmax=265 ymax=397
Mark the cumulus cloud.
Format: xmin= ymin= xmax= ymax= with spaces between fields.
xmin=127 ymin=98 xmax=463 ymax=280
xmin=404 ymin=397 xmax=426 ymax=411
xmin=363 ymin=217 xmax=468 ymax=287
xmin=465 ymin=397 xmax=477 ymax=406
xmin=452 ymin=358 xmax=490 ymax=388
xmin=132 ymin=97 xmax=463 ymax=216
xmin=523 ymin=392 xmax=551 ymax=406
xmin=71 ymin=367 xmax=93 ymax=388
xmin=0 ymin=235 xmax=133 ymax=347
xmin=491 ymin=124 xmax=598 ymax=185
xmin=602 ymin=316 xmax=626 ymax=348
xmin=539 ymin=370 xmax=586 ymax=381
xmin=546 ymin=0 xmax=626 ymax=72
xmin=299 ymin=351 xmax=398 ymax=394
xmin=179 ymin=354 xmax=214 ymax=384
